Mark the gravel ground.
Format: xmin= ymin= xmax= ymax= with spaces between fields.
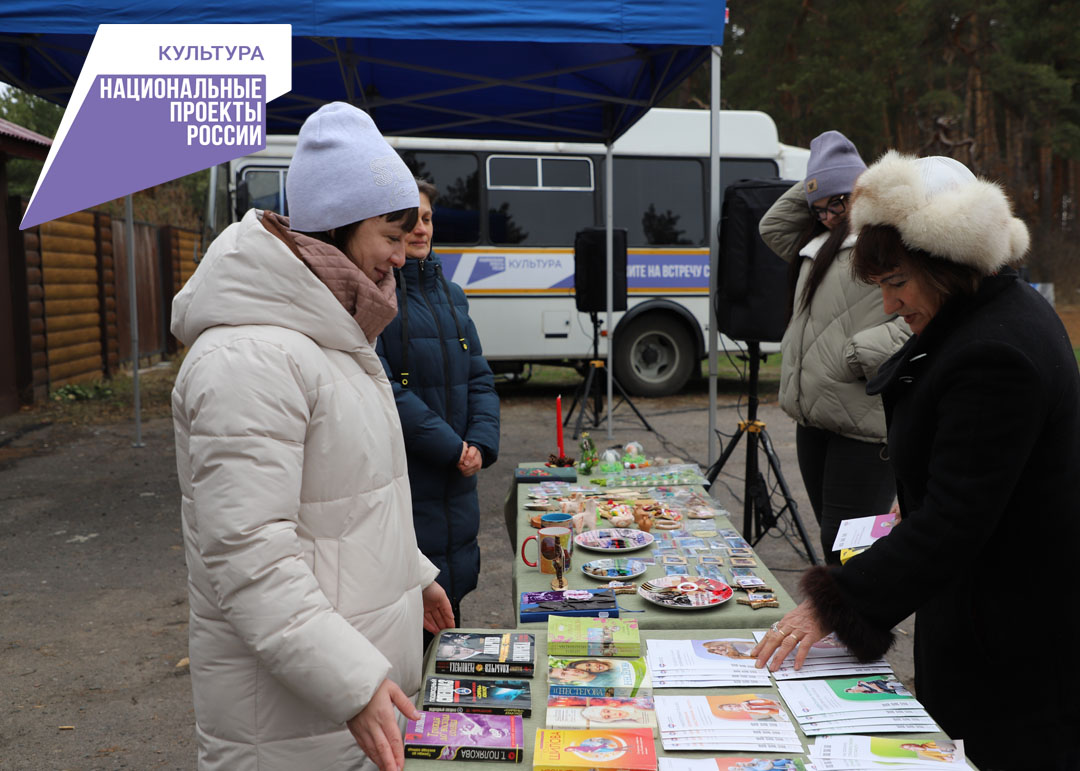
xmin=0 ymin=372 xmax=914 ymax=770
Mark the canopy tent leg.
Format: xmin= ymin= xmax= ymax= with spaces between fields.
xmin=708 ymin=46 xmax=722 ymax=465
xmin=125 ymin=194 xmax=144 ymax=449
xmin=605 ymin=142 xmax=614 ymax=439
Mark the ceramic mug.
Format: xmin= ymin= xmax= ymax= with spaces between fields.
xmin=521 ymin=526 xmax=572 ymax=575
xmin=540 ymin=511 xmax=574 ymax=529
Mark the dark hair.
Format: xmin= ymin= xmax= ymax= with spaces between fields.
xmin=785 ymin=215 xmax=850 ymax=320
xmin=851 ymin=224 xmax=981 ymax=300
xmin=416 ymin=178 xmax=439 ymax=204
xmin=300 ymin=206 xmax=419 ymax=252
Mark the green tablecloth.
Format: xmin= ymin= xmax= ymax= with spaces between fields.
xmin=405 ymin=628 xmax=976 ymax=770
xmin=509 ymin=478 xmax=797 ymax=629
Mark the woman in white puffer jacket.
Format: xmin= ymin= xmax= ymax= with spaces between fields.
xmin=171 ymin=102 xmax=455 ymax=771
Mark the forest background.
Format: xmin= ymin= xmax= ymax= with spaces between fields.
xmin=3 ymin=0 xmax=1079 ymax=297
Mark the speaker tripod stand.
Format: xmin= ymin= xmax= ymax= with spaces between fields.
xmin=564 ymin=312 xmax=654 ymax=440
xmin=704 ymin=342 xmax=820 ymax=565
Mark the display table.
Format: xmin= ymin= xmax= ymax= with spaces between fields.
xmin=405 ymin=629 xmax=977 ymax=770
xmin=510 ymin=480 xmax=797 ymax=629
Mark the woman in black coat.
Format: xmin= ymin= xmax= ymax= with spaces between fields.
xmin=376 ymin=180 xmax=500 ymax=632
xmin=752 ymin=152 xmax=1080 ymax=771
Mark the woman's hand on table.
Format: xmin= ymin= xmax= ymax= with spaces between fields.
xmin=751 ymin=599 xmax=831 ymax=671
xmin=346 ymin=678 xmax=420 ymax=771
xmin=422 ymin=580 xmax=455 ymax=634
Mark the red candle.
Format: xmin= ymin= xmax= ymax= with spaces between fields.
xmin=556 ymin=395 xmax=565 ymax=457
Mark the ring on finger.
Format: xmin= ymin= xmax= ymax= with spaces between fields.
xmin=770 ymin=622 xmax=785 ymax=636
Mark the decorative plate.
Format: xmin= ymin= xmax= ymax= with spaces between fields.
xmin=574 ymin=528 xmax=655 ymax=553
xmin=637 ymin=575 xmax=733 ymax=610
xmin=580 ymin=558 xmax=648 ymax=580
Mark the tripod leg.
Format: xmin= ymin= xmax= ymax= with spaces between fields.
xmin=704 ymin=425 xmax=746 ymax=484
xmin=758 ymin=428 xmax=821 ymax=566
xmin=572 ymin=364 xmax=597 ymax=440
xmin=610 ymin=375 xmax=655 ymax=432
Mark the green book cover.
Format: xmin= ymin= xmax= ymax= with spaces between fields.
xmin=547 ymin=616 xmax=641 ymax=658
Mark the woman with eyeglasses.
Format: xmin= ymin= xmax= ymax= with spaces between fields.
xmin=759 ymin=131 xmax=910 ymax=563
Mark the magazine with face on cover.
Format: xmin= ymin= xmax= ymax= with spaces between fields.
xmin=653 ymin=694 xmax=802 ymax=752
xmin=775 ymin=677 xmax=922 ymax=718
xmin=809 ymin=735 xmax=966 ymax=767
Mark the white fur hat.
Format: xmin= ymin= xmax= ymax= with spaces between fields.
xmin=286 ymin=102 xmax=419 ymax=232
xmin=849 ymin=151 xmax=1030 ymax=275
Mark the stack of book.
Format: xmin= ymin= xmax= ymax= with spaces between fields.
xmin=533 ymin=727 xmax=657 ymax=771
xmin=404 ymin=712 xmax=525 ymax=763
xmin=807 ymin=735 xmax=967 ymax=768
xmin=750 ymin=631 xmax=893 ymax=680
xmin=775 ymin=677 xmax=939 ymax=735
xmin=548 ymin=616 xmax=641 ymax=658
xmin=653 ymin=693 xmax=802 ymax=753
xmin=644 ymin=637 xmax=770 ymax=687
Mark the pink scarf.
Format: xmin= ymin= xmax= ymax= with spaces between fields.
xmin=260 ymin=211 xmax=398 ymax=343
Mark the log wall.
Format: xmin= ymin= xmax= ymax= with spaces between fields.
xmin=5 ymin=198 xmax=201 ymax=403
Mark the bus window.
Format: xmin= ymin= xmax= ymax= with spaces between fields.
xmin=400 ymin=151 xmax=480 ymax=244
xmin=487 ymin=155 xmax=595 ymax=246
xmin=239 ymin=168 xmax=287 ymax=215
xmin=612 ymin=157 xmax=704 ymax=247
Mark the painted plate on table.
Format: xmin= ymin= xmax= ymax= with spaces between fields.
xmin=524 ymin=500 xmax=554 ymax=511
xmin=637 ymin=575 xmax=733 ymax=610
xmin=580 ymin=558 xmax=648 ymax=580
xmin=574 ymin=528 xmax=654 ymax=553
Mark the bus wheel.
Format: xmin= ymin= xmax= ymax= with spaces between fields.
xmin=613 ymin=315 xmax=695 ymax=398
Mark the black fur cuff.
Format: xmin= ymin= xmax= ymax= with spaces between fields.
xmin=801 ymin=566 xmax=895 ymax=662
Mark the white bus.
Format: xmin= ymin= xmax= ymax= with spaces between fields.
xmin=216 ymin=109 xmax=809 ymax=396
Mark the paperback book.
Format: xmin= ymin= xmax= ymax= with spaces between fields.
xmin=435 ymin=632 xmax=536 ymax=677
xmin=659 ymin=759 xmax=807 ymax=771
xmin=404 ymin=711 xmax=524 ymax=763
xmin=520 ymin=589 xmax=618 ymax=623
xmin=423 ymin=676 xmax=532 ymax=717
xmin=533 ymin=727 xmax=657 ymax=771
xmin=546 ymin=695 xmax=657 ymax=734
xmin=548 ymin=655 xmax=651 ymax=698
xmin=548 ymin=616 xmax=641 ymax=658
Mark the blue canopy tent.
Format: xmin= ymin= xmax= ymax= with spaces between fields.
xmin=0 ymin=0 xmax=729 ymax=453
xmin=0 ymin=1 xmax=724 ymax=142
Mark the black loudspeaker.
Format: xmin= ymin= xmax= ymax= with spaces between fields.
xmin=574 ymin=227 xmax=628 ymax=313
xmin=715 ymin=179 xmax=796 ymax=344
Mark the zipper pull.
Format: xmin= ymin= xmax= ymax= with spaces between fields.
xmin=459 ymin=338 xmax=468 ymax=351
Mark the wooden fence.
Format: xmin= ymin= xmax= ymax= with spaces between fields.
xmin=6 ymin=198 xmax=201 ymax=406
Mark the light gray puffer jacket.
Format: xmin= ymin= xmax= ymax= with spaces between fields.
xmin=171 ymin=209 xmax=440 ymax=770
xmin=760 ymin=181 xmax=910 ymax=443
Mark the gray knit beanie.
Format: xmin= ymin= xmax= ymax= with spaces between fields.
xmin=286 ymin=102 xmax=419 ymax=232
xmin=804 ymin=130 xmax=866 ymax=206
